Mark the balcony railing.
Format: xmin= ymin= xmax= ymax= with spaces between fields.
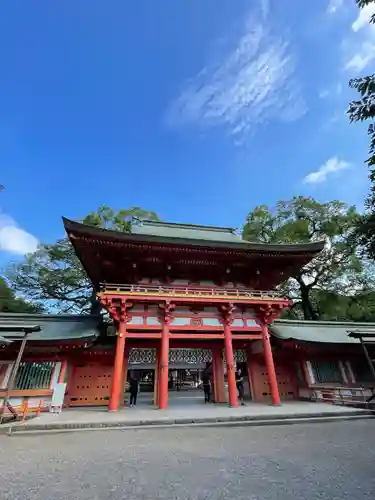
xmin=100 ymin=283 xmax=285 ymax=301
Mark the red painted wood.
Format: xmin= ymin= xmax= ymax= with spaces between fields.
xmin=101 ymin=293 xmax=289 ymax=307
xmin=68 ymin=363 xmax=113 ymax=406
xmin=212 ymin=349 xmax=226 ymax=403
xmin=224 ymin=323 xmax=238 ymax=408
xmin=108 ymin=322 xmax=126 ymax=411
xmin=261 ymin=322 xmax=281 ymax=405
xmin=159 ymin=323 xmax=169 ymax=410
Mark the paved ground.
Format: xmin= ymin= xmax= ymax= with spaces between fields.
xmin=9 ymin=399 xmax=369 ymax=432
xmin=0 ymin=420 xmax=374 ymax=499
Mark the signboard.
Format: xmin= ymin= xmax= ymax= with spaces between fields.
xmin=50 ymin=383 xmax=67 ymax=411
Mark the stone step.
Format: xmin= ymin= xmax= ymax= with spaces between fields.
xmin=4 ymin=410 xmax=374 ymax=436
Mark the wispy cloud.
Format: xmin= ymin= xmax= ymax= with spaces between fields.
xmin=352 ymin=3 xmax=375 ymax=32
xmin=166 ymin=6 xmax=305 ymax=142
xmin=303 ymin=157 xmax=350 ymax=184
xmin=0 ymin=214 xmax=39 ymax=255
xmin=345 ymin=3 xmax=375 ymax=73
xmin=319 ymin=83 xmax=343 ymax=99
xmin=327 ymin=0 xmax=344 ymax=15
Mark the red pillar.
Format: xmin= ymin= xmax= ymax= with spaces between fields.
xmin=58 ymin=360 xmax=68 ymax=384
xmin=224 ymin=322 xmax=238 ymax=407
xmin=261 ymin=321 xmax=281 ymax=405
xmin=154 ymin=348 xmax=160 ymax=406
xmin=108 ymin=321 xmax=126 ymax=411
xmin=159 ymin=322 xmax=170 ymax=409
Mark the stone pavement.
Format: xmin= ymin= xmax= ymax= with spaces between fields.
xmin=1 ymin=420 xmax=375 ymax=499
xmin=3 ymin=397 xmax=373 ymax=435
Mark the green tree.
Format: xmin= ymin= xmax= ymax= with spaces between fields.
xmin=0 ymin=277 xmax=44 ymax=313
xmin=348 ymin=0 xmax=375 ymax=258
xmin=242 ymin=197 xmax=367 ymax=320
xmin=7 ymin=206 xmax=159 ymax=314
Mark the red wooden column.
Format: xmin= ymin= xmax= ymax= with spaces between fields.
xmin=108 ymin=309 xmax=127 ymax=412
xmin=260 ymin=320 xmax=281 ymax=406
xmin=222 ymin=304 xmax=238 ymax=408
xmin=159 ymin=302 xmax=174 ymax=410
xmin=153 ymin=348 xmax=160 ymax=406
xmin=58 ymin=360 xmax=68 ymax=384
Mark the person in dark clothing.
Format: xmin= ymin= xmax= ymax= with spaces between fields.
xmin=235 ymin=369 xmax=245 ymax=406
xmin=129 ymin=377 xmax=139 ymax=407
xmin=202 ymin=374 xmax=211 ymax=403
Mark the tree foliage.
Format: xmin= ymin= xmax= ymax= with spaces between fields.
xmin=348 ymin=0 xmax=375 ymax=258
xmin=7 ymin=206 xmax=160 ymax=314
xmin=243 ymin=197 xmax=369 ymax=320
xmin=0 ymin=277 xmax=44 ymax=314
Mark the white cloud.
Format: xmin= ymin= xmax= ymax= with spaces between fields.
xmin=352 ymin=4 xmax=375 ymax=32
xmin=319 ymin=83 xmax=342 ymax=99
xmin=344 ymin=4 xmax=375 ymax=73
xmin=327 ymin=0 xmax=344 ymax=14
xmin=345 ymin=45 xmax=375 ymax=72
xmin=303 ymin=157 xmax=350 ymax=184
xmin=0 ymin=214 xmax=39 ymax=255
xmin=166 ymin=8 xmax=305 ymax=142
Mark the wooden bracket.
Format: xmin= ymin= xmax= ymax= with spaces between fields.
xmin=220 ymin=303 xmax=236 ymax=325
xmin=158 ymin=300 xmax=175 ymax=325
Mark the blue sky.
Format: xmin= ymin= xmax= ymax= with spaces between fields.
xmin=0 ymin=0 xmax=374 ymax=263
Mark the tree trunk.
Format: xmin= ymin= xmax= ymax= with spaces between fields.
xmin=299 ymin=280 xmax=318 ymax=321
xmin=90 ymin=290 xmax=101 ymax=316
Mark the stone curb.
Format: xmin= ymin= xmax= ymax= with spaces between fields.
xmin=2 ymin=410 xmax=374 ymax=436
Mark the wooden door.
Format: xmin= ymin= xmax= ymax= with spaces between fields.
xmin=68 ymin=363 xmax=113 ymax=406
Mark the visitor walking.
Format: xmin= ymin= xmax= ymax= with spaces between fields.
xmin=129 ymin=376 xmax=139 ymax=407
xmin=202 ymin=373 xmax=211 ymax=403
xmin=236 ymin=368 xmax=245 ymax=406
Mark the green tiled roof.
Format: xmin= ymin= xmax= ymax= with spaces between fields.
xmin=270 ymin=319 xmax=375 ymax=344
xmin=0 ymin=313 xmax=100 ymax=342
xmin=132 ymin=220 xmax=245 ymax=244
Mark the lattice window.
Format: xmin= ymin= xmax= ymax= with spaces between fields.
xmin=15 ymin=361 xmax=56 ymax=390
xmin=235 ymin=350 xmax=247 ymax=362
xmin=311 ymin=361 xmax=342 ymax=384
xmin=169 ymin=349 xmax=212 ymax=364
xmin=128 ymin=349 xmax=156 ymax=364
xmin=127 ymin=348 xmax=246 ymax=365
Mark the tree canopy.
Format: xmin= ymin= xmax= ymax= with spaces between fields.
xmin=348 ymin=0 xmax=375 ymax=258
xmin=0 ymin=277 xmax=44 ymax=314
xmin=5 ymin=198 xmax=375 ymax=322
xmin=243 ymin=197 xmax=372 ymax=320
xmin=7 ymin=206 xmax=160 ymax=315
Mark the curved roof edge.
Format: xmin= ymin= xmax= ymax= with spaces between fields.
xmin=62 ymin=217 xmax=325 ymax=254
xmin=0 ymin=312 xmax=99 ymax=323
xmin=0 ymin=313 xmax=101 ymax=342
xmin=270 ymin=319 xmax=375 ymax=344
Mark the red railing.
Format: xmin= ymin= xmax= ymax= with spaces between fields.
xmin=100 ymin=283 xmax=284 ymax=301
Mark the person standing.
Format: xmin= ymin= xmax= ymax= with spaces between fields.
xmin=236 ymin=368 xmax=245 ymax=406
xmin=129 ymin=376 xmax=139 ymax=407
xmin=202 ymin=373 xmax=211 ymax=404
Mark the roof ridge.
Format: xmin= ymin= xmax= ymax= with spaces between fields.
xmin=136 ymin=219 xmax=238 ymax=233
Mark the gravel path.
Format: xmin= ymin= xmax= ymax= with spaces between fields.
xmin=0 ymin=420 xmax=374 ymax=500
